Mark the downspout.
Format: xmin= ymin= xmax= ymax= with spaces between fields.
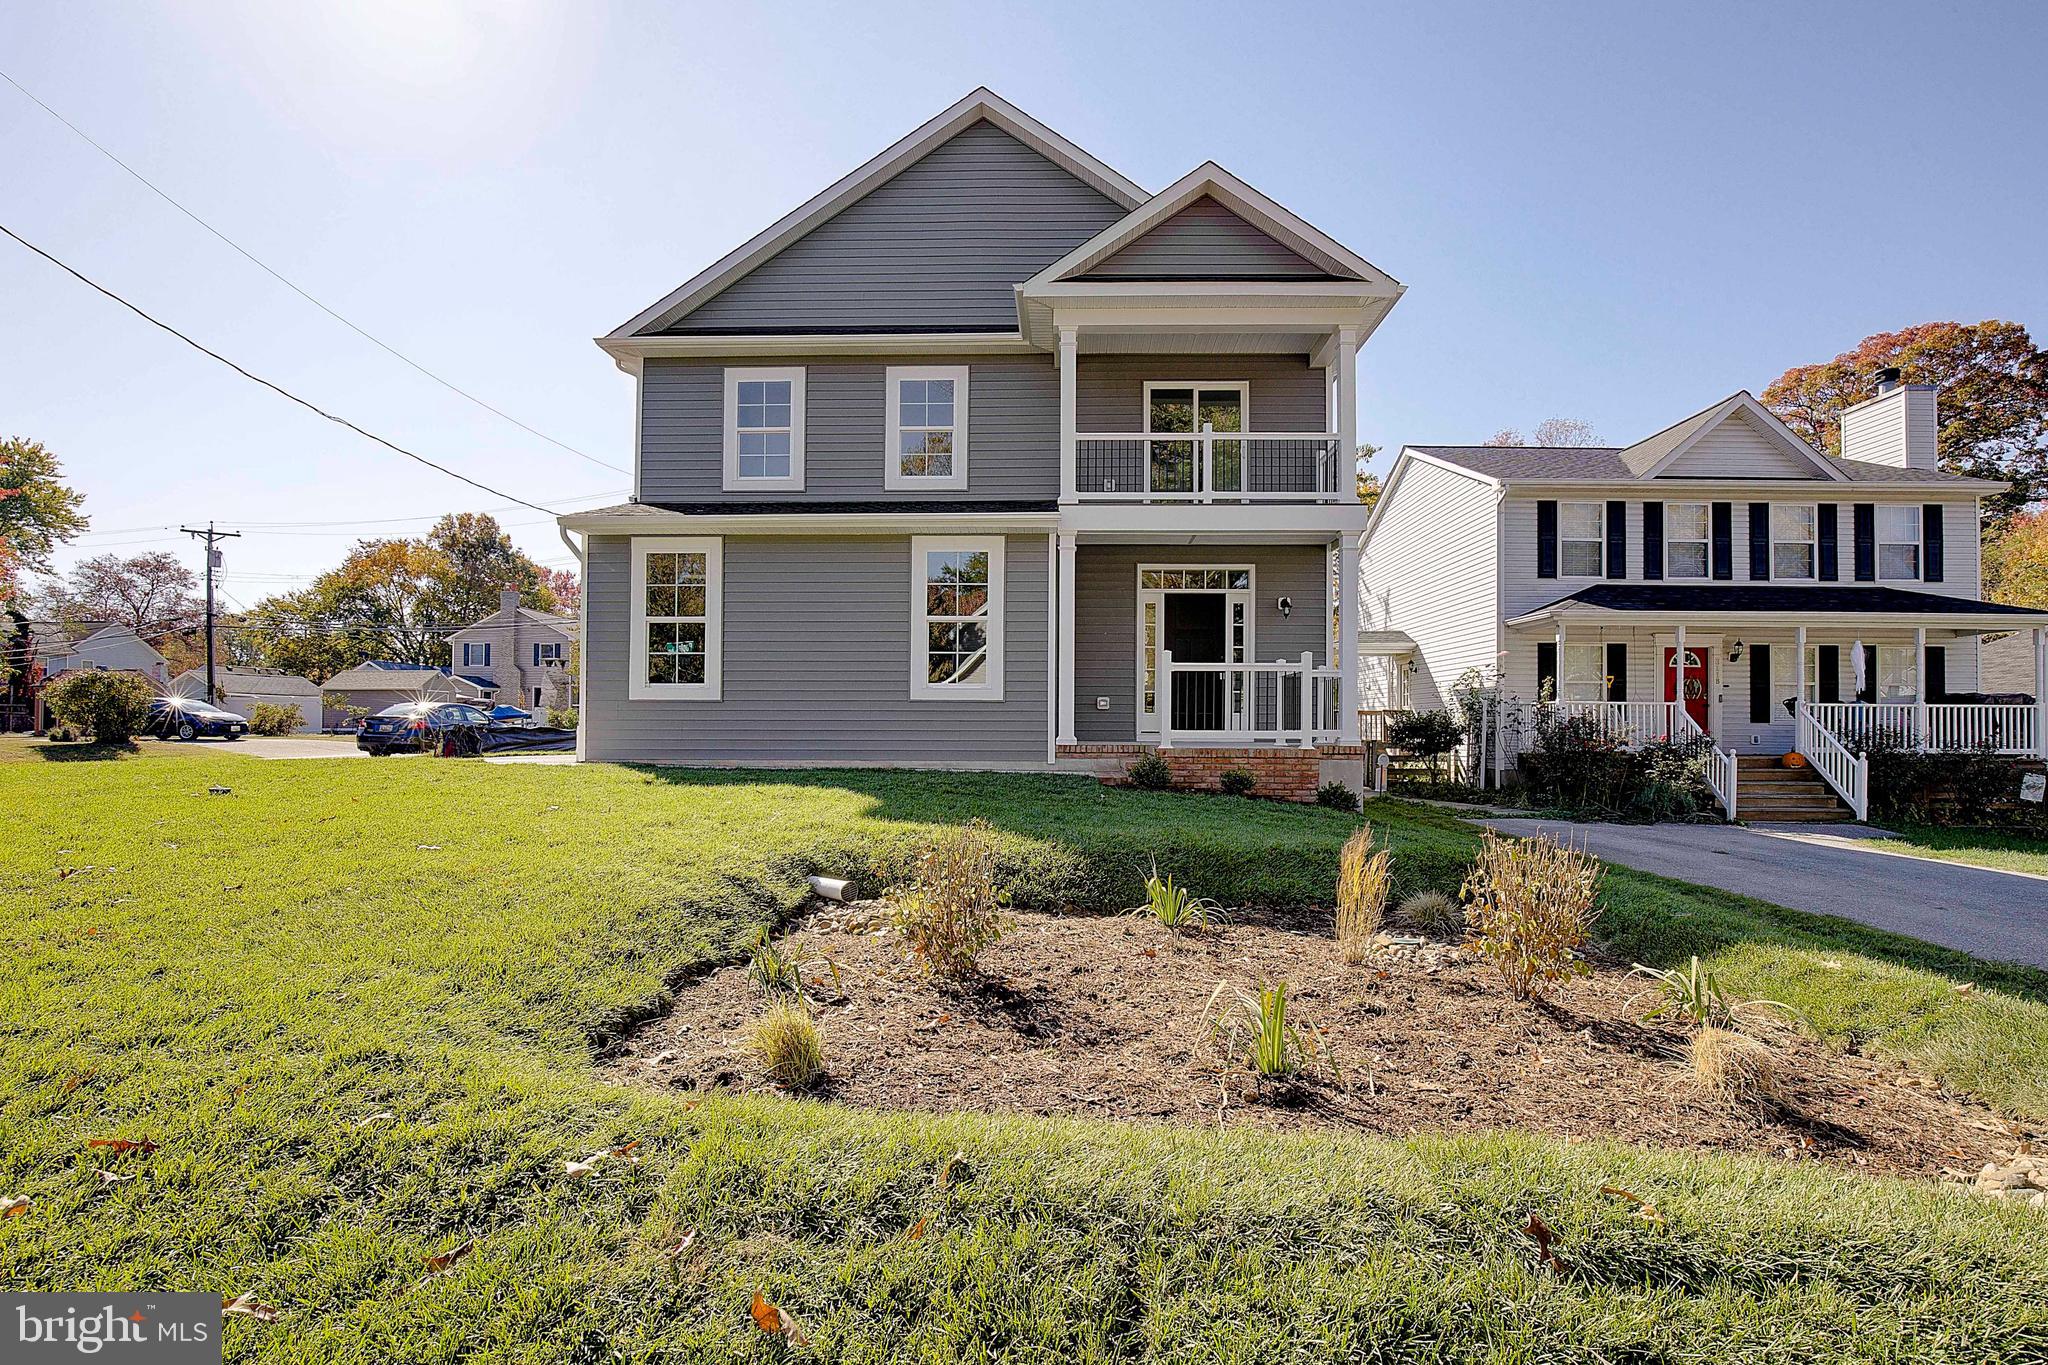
xmin=560 ymin=525 xmax=587 ymax=763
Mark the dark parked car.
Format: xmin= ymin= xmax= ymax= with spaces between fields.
xmin=142 ymin=697 xmax=247 ymax=741
xmin=356 ymin=702 xmax=493 ymax=756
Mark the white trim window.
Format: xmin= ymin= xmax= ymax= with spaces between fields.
xmin=1559 ymin=502 xmax=1604 ymax=577
xmin=533 ymin=641 xmax=565 ymax=666
xmin=722 ymin=367 xmax=805 ymax=490
xmin=1559 ymin=643 xmax=1607 ymax=703
xmin=1666 ymin=502 xmax=1710 ymax=579
xmin=1876 ymin=646 xmax=1918 ymax=702
xmin=1771 ymin=504 xmax=1817 ymax=580
xmin=1770 ymin=643 xmax=1823 ymax=707
xmin=460 ymin=641 xmax=490 ymax=668
xmin=1877 ymin=504 xmax=1921 ymax=580
xmin=911 ymin=536 xmax=1004 ymax=700
xmin=885 ymin=365 xmax=968 ymax=490
xmin=629 ymin=537 xmax=722 ymax=700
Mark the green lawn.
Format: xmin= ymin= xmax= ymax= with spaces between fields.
xmin=1869 ymin=819 xmax=2048 ymax=879
xmin=2 ymin=742 xmax=2044 ymax=1361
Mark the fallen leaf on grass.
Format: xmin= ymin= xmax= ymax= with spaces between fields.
xmin=2 ymin=1196 xmax=28 ymax=1218
xmin=1522 ymin=1213 xmax=1565 ymax=1272
xmin=423 ymin=1239 xmax=475 ymax=1275
xmin=221 ymin=1294 xmax=278 ymax=1322
xmin=609 ymin=1140 xmax=642 ymax=1162
xmin=935 ymin=1151 xmax=967 ymax=1191
xmin=415 ymin=845 xmax=442 ymax=852
xmin=95 ymin=1169 xmax=135 ymax=1186
xmin=60 ymin=1072 xmax=93 ymax=1095
xmin=902 ymin=1215 xmax=928 ymax=1242
xmin=355 ymin=1111 xmax=396 ymax=1127
xmin=86 ymin=1138 xmax=158 ymax=1155
xmin=658 ymin=1230 xmax=696 ymax=1261
xmin=750 ymin=1291 xmax=810 ymax=1347
xmin=564 ymin=1157 xmax=602 ymax=1179
xmin=1598 ymin=1185 xmax=1665 ymax=1225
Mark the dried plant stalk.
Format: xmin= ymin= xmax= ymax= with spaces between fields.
xmin=891 ymin=819 xmax=1006 ymax=978
xmin=1461 ymin=831 xmax=1602 ymax=1000
xmin=1335 ymin=825 xmax=1392 ymax=964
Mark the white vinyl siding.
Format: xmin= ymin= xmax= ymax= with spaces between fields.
xmin=722 ymin=367 xmax=805 ymax=490
xmin=1360 ymin=458 xmax=1500 ymax=712
xmin=884 ymin=365 xmax=969 ymax=490
xmin=629 ymin=536 xmax=722 ymax=701
xmin=1661 ymin=409 xmax=1825 ymax=478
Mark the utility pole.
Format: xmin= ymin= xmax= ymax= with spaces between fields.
xmin=181 ymin=522 xmax=241 ymax=703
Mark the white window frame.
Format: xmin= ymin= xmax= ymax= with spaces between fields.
xmin=533 ymin=640 xmax=565 ymax=666
xmin=1559 ymin=642 xmax=1606 ymax=703
xmin=461 ymin=641 xmax=490 ymax=668
xmin=884 ymin=365 xmax=969 ymax=491
xmin=1770 ymin=643 xmax=1824 ymax=707
xmin=1770 ymin=503 xmax=1817 ymax=580
xmin=910 ymin=535 xmax=1005 ymax=701
xmin=1876 ymin=645 xmax=1918 ymax=702
xmin=722 ymin=367 xmax=805 ymax=491
xmin=1666 ymin=501 xmax=1711 ymax=579
xmin=1559 ymin=502 xmax=1605 ymax=578
xmin=629 ymin=536 xmax=723 ymax=701
xmin=1877 ymin=504 xmax=1922 ymax=581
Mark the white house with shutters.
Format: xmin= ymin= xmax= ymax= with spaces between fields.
xmin=1360 ymin=376 xmax=2048 ymax=821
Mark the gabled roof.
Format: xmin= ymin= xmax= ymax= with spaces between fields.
xmin=1408 ymin=444 xmax=1996 ymax=488
xmin=1614 ymin=392 xmax=1843 ymax=479
xmin=172 ymin=666 xmax=320 ymax=698
xmin=1024 ymin=162 xmax=1400 ymax=291
xmin=1509 ymin=583 xmax=2048 ymax=628
xmin=609 ymin=88 xmax=1146 ymax=339
xmin=322 ymin=665 xmax=496 ymax=695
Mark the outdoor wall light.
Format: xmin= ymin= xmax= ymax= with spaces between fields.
xmin=1277 ymin=596 xmax=1293 ymax=617
xmin=1405 ymin=658 xmax=1419 ymax=675
xmin=1729 ymin=640 xmax=1745 ymax=662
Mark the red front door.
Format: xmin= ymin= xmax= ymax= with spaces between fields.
xmin=1663 ymin=647 xmax=1709 ymax=732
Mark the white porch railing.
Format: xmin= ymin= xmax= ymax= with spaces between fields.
xmin=1796 ymin=701 xmax=1869 ymax=822
xmin=1158 ymin=650 xmax=1344 ymax=747
xmin=1806 ymin=701 xmax=2040 ymax=756
xmin=1672 ymin=706 xmax=1739 ymax=821
xmin=1073 ymin=429 xmax=1343 ymax=501
xmin=1545 ymin=699 xmax=1681 ymax=745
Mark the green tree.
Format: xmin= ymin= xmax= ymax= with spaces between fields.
xmin=1761 ymin=320 xmax=2048 ymax=518
xmin=43 ymin=668 xmax=154 ymax=743
xmin=1354 ymin=442 xmax=1381 ymax=510
xmin=1 ymin=437 xmax=90 ymax=607
xmin=423 ymin=513 xmax=558 ymax=622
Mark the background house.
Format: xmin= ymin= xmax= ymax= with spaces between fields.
xmin=446 ymin=589 xmax=577 ymax=712
xmin=34 ymin=622 xmax=170 ymax=685
xmin=171 ymin=665 xmax=322 ymax=732
xmin=320 ymin=662 xmax=496 ymax=730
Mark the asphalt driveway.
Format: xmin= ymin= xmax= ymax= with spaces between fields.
xmin=1482 ymin=817 xmax=2048 ymax=970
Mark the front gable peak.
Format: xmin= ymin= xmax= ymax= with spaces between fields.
xmin=1619 ymin=392 xmax=1846 ymax=482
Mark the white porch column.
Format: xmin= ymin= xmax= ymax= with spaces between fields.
xmin=1057 ymin=326 xmax=1079 ymax=505
xmin=1335 ymin=328 xmax=1360 ymax=501
xmin=1553 ymin=622 xmax=1566 ymax=704
xmin=2035 ymin=627 xmax=2047 ymax=760
xmin=1337 ymin=536 xmax=1361 ymax=743
xmin=1671 ymin=623 xmax=1686 ymax=736
xmin=1794 ymin=625 xmax=1807 ymax=720
xmin=1914 ymin=625 xmax=1928 ymax=751
xmin=1056 ymin=531 xmax=1078 ymax=747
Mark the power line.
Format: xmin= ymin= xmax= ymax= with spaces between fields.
xmin=0 ymin=221 xmax=558 ymax=516
xmin=0 ymin=68 xmax=628 ymax=476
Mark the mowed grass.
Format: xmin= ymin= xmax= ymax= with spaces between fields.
xmin=1868 ymin=819 xmax=2048 ymax=879
xmin=0 ymin=743 xmax=2043 ymax=1362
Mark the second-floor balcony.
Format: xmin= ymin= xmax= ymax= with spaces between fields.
xmin=1073 ymin=427 xmax=1344 ymax=502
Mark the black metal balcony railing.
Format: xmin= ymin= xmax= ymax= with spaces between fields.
xmin=1073 ymin=431 xmax=1343 ymax=501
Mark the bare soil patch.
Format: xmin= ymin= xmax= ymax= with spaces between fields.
xmin=607 ymin=905 xmax=2028 ymax=1182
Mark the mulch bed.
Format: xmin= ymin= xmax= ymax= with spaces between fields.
xmin=606 ymin=904 xmax=2030 ymax=1183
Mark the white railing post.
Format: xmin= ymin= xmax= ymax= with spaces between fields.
xmin=1198 ymin=422 xmax=1214 ymax=503
xmin=1157 ymin=648 xmax=1175 ymax=750
xmin=1057 ymin=327 xmax=1078 ymax=504
xmin=1056 ymin=532 xmax=1078 ymax=747
xmin=1298 ymin=651 xmax=1315 ymax=747
xmin=2036 ymin=628 xmax=2047 ymax=761
xmin=1914 ymin=626 xmax=1928 ymax=752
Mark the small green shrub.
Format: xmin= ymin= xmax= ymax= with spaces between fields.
xmin=1127 ymin=753 xmax=1172 ymax=790
xmin=1204 ymin=980 xmax=1334 ymax=1082
xmin=1631 ymin=955 xmax=1799 ymax=1034
xmin=1314 ymin=780 xmax=1359 ymax=811
xmin=47 ymin=725 xmax=77 ymax=743
xmin=1859 ymin=735 xmax=2025 ymax=828
xmin=43 ymin=670 xmax=154 ymax=742
xmin=748 ymin=999 xmax=826 ymax=1089
xmin=1133 ymin=864 xmax=1222 ymax=933
xmin=246 ymin=702 xmax=301 ymax=736
xmin=1387 ymin=709 xmax=1464 ymax=780
xmin=1397 ymin=889 xmax=1462 ymax=937
xmin=746 ymin=927 xmax=803 ymax=995
xmin=1218 ymin=767 xmax=1257 ymax=797
xmin=546 ymin=707 xmax=579 ymax=730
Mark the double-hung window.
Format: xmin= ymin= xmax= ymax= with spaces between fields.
xmin=1875 ymin=646 xmax=1918 ymax=701
xmin=1559 ymin=503 xmax=1604 ymax=577
xmin=1771 ymin=644 xmax=1823 ymax=708
xmin=885 ymin=365 xmax=968 ymax=490
xmin=630 ymin=537 xmax=721 ymax=700
xmin=1877 ymin=505 xmax=1921 ymax=579
xmin=461 ymin=642 xmax=490 ymax=668
xmin=1666 ymin=502 xmax=1711 ymax=578
xmin=533 ymin=641 xmax=565 ymax=666
xmin=1771 ymin=504 xmax=1817 ymax=579
xmin=911 ymin=536 xmax=1004 ymax=700
xmin=1559 ymin=643 xmax=1607 ymax=703
xmin=723 ymin=367 xmax=804 ymax=490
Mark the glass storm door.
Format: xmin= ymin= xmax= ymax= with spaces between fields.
xmin=1136 ymin=566 xmax=1254 ymax=736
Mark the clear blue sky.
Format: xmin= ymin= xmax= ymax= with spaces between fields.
xmin=5 ymin=1 xmax=2044 ymax=599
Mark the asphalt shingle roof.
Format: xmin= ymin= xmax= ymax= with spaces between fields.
xmin=1411 ymin=446 xmax=1982 ymax=485
xmin=1524 ymin=584 xmax=2048 ymax=617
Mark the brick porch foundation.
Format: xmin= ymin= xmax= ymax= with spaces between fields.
xmin=1058 ymin=742 xmax=1367 ymax=804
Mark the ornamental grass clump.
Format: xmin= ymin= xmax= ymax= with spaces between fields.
xmin=1397 ymin=890 xmax=1463 ymax=938
xmin=1335 ymin=825 xmax=1392 ymax=964
xmin=1630 ymin=955 xmax=1800 ymax=1034
xmin=1203 ymin=980 xmax=1335 ymax=1084
xmin=891 ymin=819 xmax=1006 ymax=978
xmin=1133 ymin=864 xmax=1223 ymax=933
xmin=1690 ymin=1025 xmax=1781 ymax=1107
xmin=749 ymin=999 xmax=827 ymax=1090
xmin=1460 ymin=831 xmax=1602 ymax=1001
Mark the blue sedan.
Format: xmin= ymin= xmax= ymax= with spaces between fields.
xmin=356 ymin=702 xmax=493 ymax=756
xmin=142 ymin=697 xmax=248 ymax=741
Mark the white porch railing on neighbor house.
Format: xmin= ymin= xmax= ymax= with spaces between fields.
xmin=1358 ymin=708 xmax=1405 ymax=744
xmin=1805 ymin=701 xmax=2040 ymax=756
xmin=1072 ymin=429 xmax=1344 ymax=501
xmin=1796 ymin=701 xmax=1869 ymax=822
xmin=1158 ymin=650 xmax=1344 ymax=748
xmin=1672 ymin=705 xmax=1739 ymax=821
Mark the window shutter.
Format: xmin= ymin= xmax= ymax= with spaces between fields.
xmin=1536 ymin=501 xmax=1558 ymax=579
xmin=1926 ymin=646 xmax=1947 ymax=702
xmin=1817 ymin=644 xmax=1840 ymax=703
xmin=1537 ymin=641 xmax=1557 ymax=701
xmin=1710 ymin=502 xmax=1734 ymax=580
xmin=1748 ymin=502 xmax=1770 ymax=580
xmin=1859 ymin=644 xmax=1878 ymax=703
xmin=1749 ymin=644 xmax=1772 ymax=723
xmin=1642 ymin=501 xmax=1664 ymax=580
xmin=1923 ymin=504 xmax=1945 ymax=582
xmin=1817 ymin=504 xmax=1839 ymax=581
xmin=1605 ymin=642 xmax=1627 ymax=701
xmin=1606 ymin=501 xmax=1627 ymax=580
xmin=1853 ymin=504 xmax=1876 ymax=582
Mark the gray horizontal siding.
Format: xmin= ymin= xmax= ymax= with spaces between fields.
xmin=639 ymin=355 xmax=1059 ymax=503
xmin=1080 ymin=197 xmax=1332 ymax=279
xmin=1076 ymin=354 xmax=1329 ymax=432
xmin=1074 ymin=543 xmax=1331 ymax=743
xmin=583 ymin=534 xmax=1050 ymax=765
xmin=656 ymin=120 xmax=1127 ymax=333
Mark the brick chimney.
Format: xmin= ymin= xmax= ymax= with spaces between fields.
xmin=1838 ymin=367 xmax=1939 ymax=470
xmin=499 ymin=588 xmax=520 ymax=619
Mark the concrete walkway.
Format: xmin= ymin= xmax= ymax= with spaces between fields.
xmin=1481 ymin=817 xmax=2048 ymax=970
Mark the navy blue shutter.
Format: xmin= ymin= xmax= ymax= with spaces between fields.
xmin=1606 ymin=501 xmax=1627 ymax=579
xmin=1606 ymin=643 xmax=1627 ymax=701
xmin=1817 ymin=504 xmax=1839 ymax=581
xmin=1923 ymin=504 xmax=1944 ymax=582
xmin=1926 ymin=646 xmax=1947 ymax=702
xmin=1817 ymin=644 xmax=1840 ymax=702
xmin=1710 ymin=502 xmax=1734 ymax=580
xmin=1536 ymin=501 xmax=1558 ymax=579
xmin=1748 ymin=502 xmax=1771 ymax=580
xmin=1749 ymin=644 xmax=1772 ymax=723
xmin=1853 ymin=504 xmax=1876 ymax=581
xmin=1537 ymin=641 xmax=1558 ymax=700
xmin=1642 ymin=502 xmax=1664 ymax=579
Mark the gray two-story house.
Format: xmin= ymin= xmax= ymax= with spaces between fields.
xmin=561 ymin=89 xmax=1399 ymax=796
